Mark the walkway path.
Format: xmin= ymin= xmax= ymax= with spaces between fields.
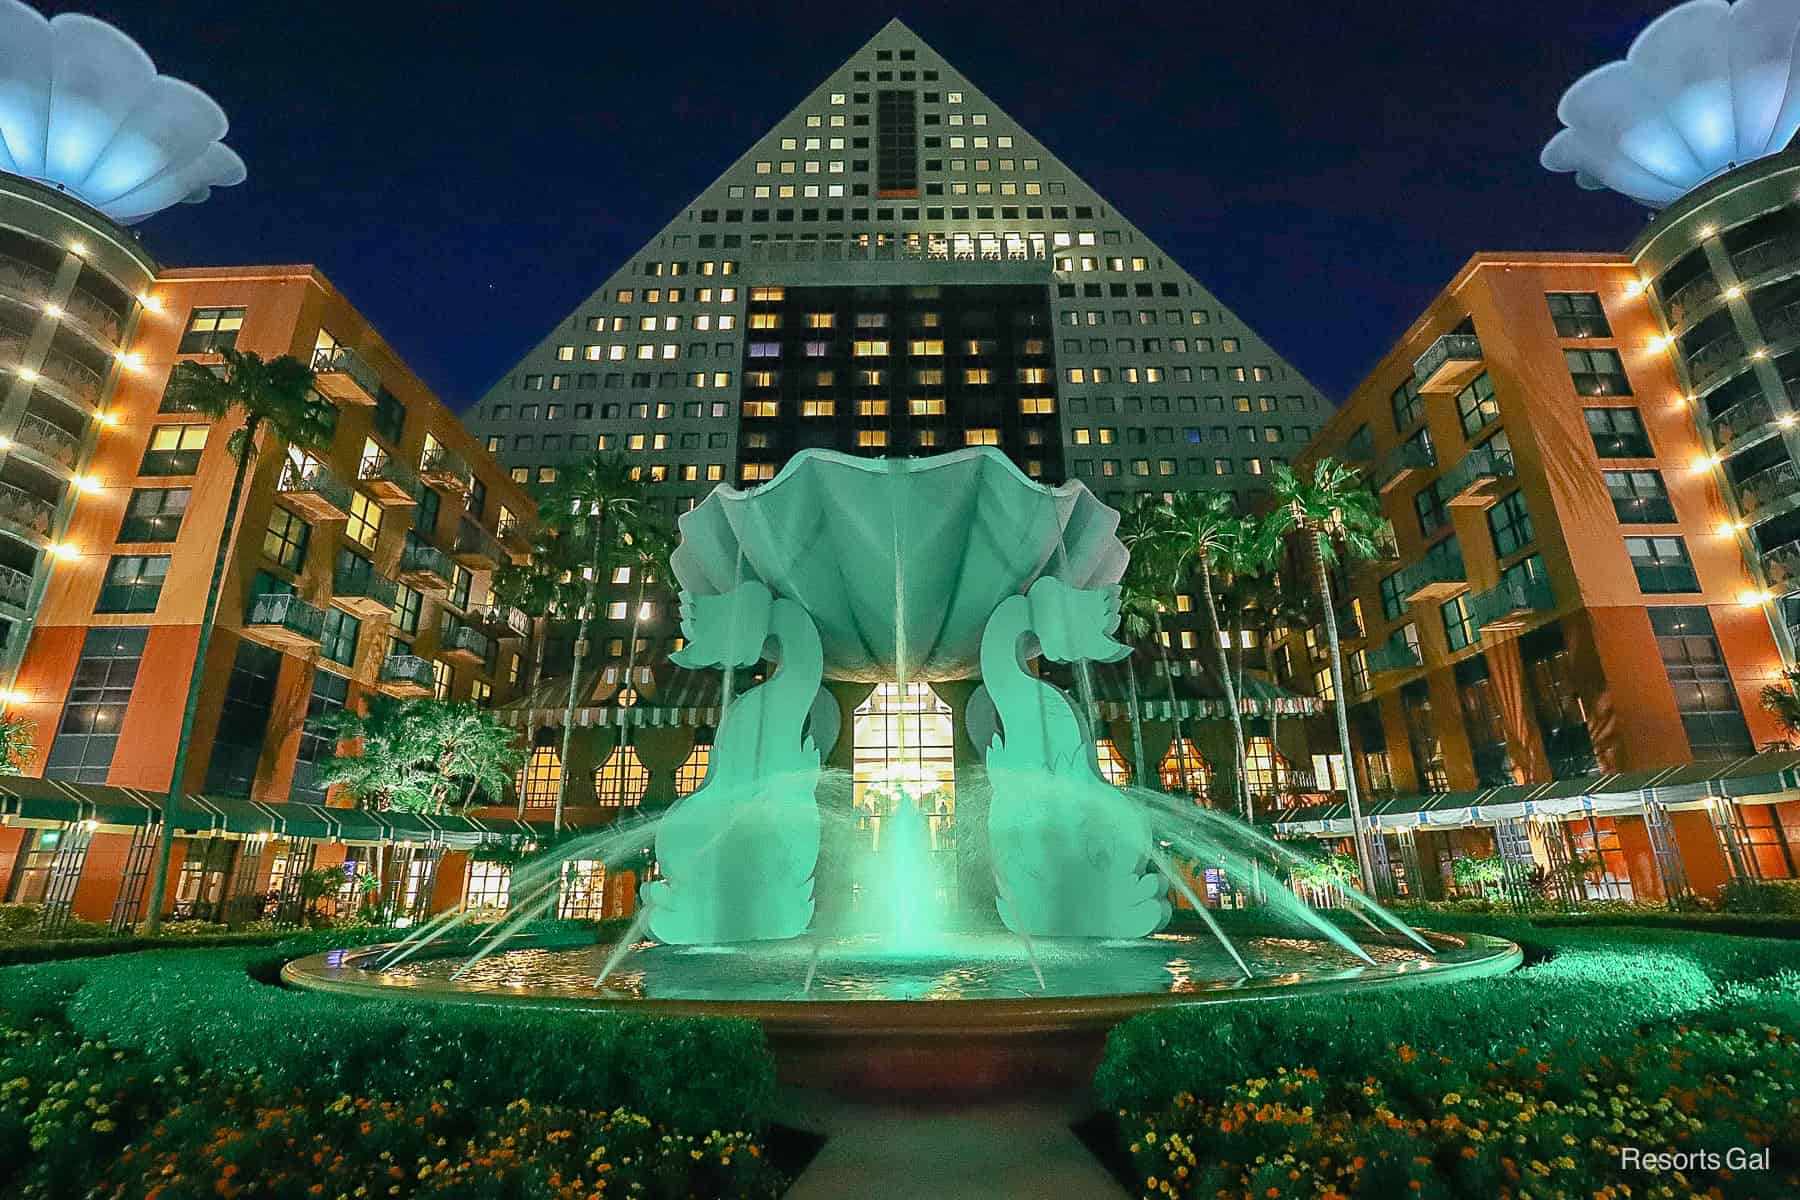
xmin=780 ymin=1088 xmax=1130 ymax=1199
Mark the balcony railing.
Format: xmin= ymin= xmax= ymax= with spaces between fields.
xmin=1663 ymin=273 xmax=1723 ymax=327
xmin=1730 ymin=235 xmax=1800 ymax=284
xmin=331 ymin=566 xmax=398 ymax=615
xmin=0 ymin=563 xmax=31 ymax=609
xmin=496 ymin=512 xmax=530 ymax=557
xmin=1412 ymin=332 xmax=1483 ymax=391
xmin=1737 ymin=458 xmax=1800 ymax=518
xmin=399 ymin=541 xmax=453 ymax=591
xmin=1711 ymin=394 xmax=1781 ymax=452
xmin=1396 ymin=544 xmax=1466 ymax=600
xmin=468 ymin=602 xmax=531 ymax=638
xmin=275 ymin=461 xmax=352 ymax=522
xmin=310 ymin=344 xmax=379 ymax=404
xmin=1439 ymin=443 xmax=1515 ymax=506
xmin=243 ymin=592 xmax=325 ymax=650
xmin=357 ymin=450 xmax=422 ymax=505
xmin=1367 ymin=632 xmax=1423 ymax=674
xmin=439 ymin=622 xmax=492 ymax=664
xmin=419 ymin=445 xmax=473 ymax=493
xmin=37 ymin=346 xmax=103 ymax=408
xmin=0 ymin=478 xmax=55 ymax=539
xmin=61 ymin=286 xmax=124 ymax=345
xmin=1469 ymin=573 xmax=1555 ymax=630
xmin=1374 ymin=438 xmax=1436 ymax=493
xmin=13 ymin=412 xmax=80 ymax=468
xmin=1763 ymin=538 xmax=1800 ymax=593
xmin=378 ymin=654 xmax=435 ymax=696
xmin=1758 ymin=301 xmax=1800 ymax=349
xmin=452 ymin=516 xmax=505 ymax=567
xmin=0 ymin=255 xmax=53 ymax=305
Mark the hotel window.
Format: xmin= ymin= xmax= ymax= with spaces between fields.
xmin=464 ymin=860 xmax=510 ymax=910
xmin=909 ymin=339 xmax=944 ymax=356
xmin=432 ymin=659 xmax=453 ymax=701
xmin=118 ymin=487 xmax=189 ymax=543
xmin=1312 ymin=662 xmax=1335 ymax=702
xmin=1401 ymin=681 xmax=1449 ymax=791
xmin=373 ymin=387 xmax=406 ymax=444
xmin=391 ymin=585 xmax=423 ymax=635
xmin=1391 ymin=375 xmax=1424 ymax=431
xmin=1487 ymin=489 xmax=1535 ymax=558
xmin=345 ymin=490 xmax=382 ymax=550
xmin=743 ymin=400 xmax=778 ymax=417
xmin=1604 ymin=469 xmax=1676 ymax=523
xmin=852 ymin=339 xmax=890 ymax=356
xmin=263 ymin=507 xmax=310 ymax=571
xmin=515 ymin=743 xmax=561 ymax=809
xmin=1625 ymin=535 xmax=1700 ymax=593
xmin=595 ymin=745 xmax=650 ymax=806
xmin=857 ymin=430 xmax=888 ymax=448
xmin=1650 ymin=606 xmax=1754 ymax=757
xmin=1243 ymin=737 xmax=1286 ymax=796
xmin=96 ymin=554 xmax=169 ymax=614
xmin=1348 ymin=648 xmax=1371 ymax=695
xmin=1566 ymin=348 xmax=1631 ymax=396
xmin=177 ymin=306 xmax=245 ymax=354
xmin=1379 ymin=571 xmax=1405 ymax=621
xmin=1585 ymin=407 xmax=1652 ymax=457
xmin=319 ymin=608 xmax=360 ymax=667
xmin=141 ymin=424 xmax=207 ymax=475
xmin=803 ymin=400 xmax=836 ymax=417
xmin=964 ymin=428 xmax=1000 ymax=446
xmin=742 ymin=462 xmax=775 ymax=482
xmin=1523 ymin=626 xmax=1597 ymax=777
xmin=205 ymin=640 xmax=283 ymax=795
xmin=857 ymin=399 xmax=890 ymax=416
xmin=1457 ymin=659 xmax=1515 ymax=786
xmin=1095 ymin=739 xmax=1132 ymax=786
xmin=1414 ymin=477 xmax=1451 ymax=538
xmin=43 ymin=627 xmax=147 ymax=783
xmin=1547 ymin=292 xmax=1611 ymax=338
xmin=1441 ymin=594 xmax=1476 ymax=652
xmin=1454 ymin=372 xmax=1499 ymax=438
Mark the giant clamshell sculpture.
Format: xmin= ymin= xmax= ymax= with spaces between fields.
xmin=0 ymin=0 xmax=245 ymax=223
xmin=1541 ymin=0 xmax=1800 ymax=208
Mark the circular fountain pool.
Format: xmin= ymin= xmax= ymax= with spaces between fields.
xmin=283 ymin=926 xmax=1519 ymax=1092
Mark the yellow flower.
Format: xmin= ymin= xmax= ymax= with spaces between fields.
xmin=1443 ymin=1094 xmax=1461 ymax=1105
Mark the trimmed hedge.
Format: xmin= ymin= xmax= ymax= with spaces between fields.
xmin=0 ymin=924 xmax=777 ymax=1134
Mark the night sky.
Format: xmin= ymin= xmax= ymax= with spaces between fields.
xmin=50 ymin=0 xmax=1677 ymax=407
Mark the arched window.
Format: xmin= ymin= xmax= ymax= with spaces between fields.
xmin=1244 ymin=736 xmax=1288 ymax=796
xmin=1159 ymin=737 xmax=1212 ymax=798
xmin=515 ymin=744 xmax=561 ymax=809
xmin=594 ymin=744 xmax=649 ymax=806
xmin=674 ymin=742 xmax=710 ymax=797
xmin=558 ymin=859 xmax=607 ymax=918
xmin=1095 ymin=738 xmax=1132 ymax=786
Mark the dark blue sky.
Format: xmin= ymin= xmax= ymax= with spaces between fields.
xmin=59 ymin=0 xmax=1671 ymax=406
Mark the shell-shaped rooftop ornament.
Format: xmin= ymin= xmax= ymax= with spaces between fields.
xmin=1541 ymin=0 xmax=1800 ymax=208
xmin=0 ymin=0 xmax=245 ymax=223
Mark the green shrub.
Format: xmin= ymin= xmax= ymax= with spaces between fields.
xmin=1722 ymin=877 xmax=1800 ymax=914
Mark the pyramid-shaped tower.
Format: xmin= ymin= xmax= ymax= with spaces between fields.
xmin=468 ymin=19 xmax=1329 ymax=511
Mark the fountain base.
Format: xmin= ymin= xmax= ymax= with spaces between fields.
xmin=283 ymin=927 xmax=1519 ymax=1094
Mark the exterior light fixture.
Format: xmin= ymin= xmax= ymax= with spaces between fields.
xmin=16 ymin=367 xmax=36 ymax=382
xmin=42 ymin=303 xmax=60 ymax=318
xmin=1726 ymin=285 xmax=1743 ymax=299
xmin=1754 ymin=347 xmax=1770 ymax=359
xmin=67 ymin=241 xmax=86 ymax=256
xmin=1781 ymin=415 xmax=1798 ymax=428
xmin=70 ymin=475 xmax=96 ymax=493
xmin=1699 ymin=225 xmax=1716 ymax=238
xmin=137 ymin=293 xmax=161 ymax=312
xmin=1717 ymin=521 xmax=1737 ymax=537
xmin=114 ymin=350 xmax=142 ymax=368
xmin=96 ymin=411 xmax=117 ymax=427
xmin=1624 ymin=278 xmax=1646 ymax=297
xmin=46 ymin=543 xmax=76 ymax=561
xmin=1739 ymin=589 xmax=1773 ymax=606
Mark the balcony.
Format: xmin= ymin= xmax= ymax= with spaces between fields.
xmin=36 ymin=347 xmax=103 ymax=409
xmin=12 ymin=413 xmax=80 ymax=470
xmin=452 ymin=516 xmax=505 ymax=568
xmin=1730 ymin=235 xmax=1800 ymax=286
xmin=1333 ymin=602 xmax=1364 ymax=642
xmin=331 ymin=566 xmax=398 ymax=618
xmin=1374 ymin=438 xmax=1436 ymax=493
xmin=0 ymin=255 xmax=53 ymax=307
xmin=241 ymin=592 xmax=325 ymax=653
xmin=1367 ymin=632 xmax=1423 ymax=676
xmin=0 ymin=479 xmax=55 ymax=542
xmin=1663 ymin=273 xmax=1722 ymax=328
xmin=468 ymin=602 xmax=530 ymax=639
xmin=1688 ymin=335 xmax=1746 ymax=390
xmin=1396 ymin=544 xmax=1467 ymax=602
xmin=1763 ymin=539 xmax=1800 ymax=594
xmin=419 ymin=445 xmax=473 ymax=494
xmin=275 ymin=461 xmax=352 ymax=522
xmin=357 ymin=450 xmax=421 ymax=506
xmin=60 ymin=285 xmax=124 ymax=347
xmin=1737 ymin=459 xmax=1800 ymax=519
xmin=1469 ymin=573 xmax=1555 ymax=632
xmin=0 ymin=563 xmax=32 ymax=610
xmin=496 ymin=512 xmax=531 ymax=560
xmin=1711 ymin=394 xmax=1783 ymax=454
xmin=1440 ymin=444 xmax=1516 ymax=508
xmin=310 ymin=344 xmax=379 ymax=405
xmin=1760 ymin=301 xmax=1800 ymax=349
xmin=377 ymin=654 xmax=435 ymax=698
xmin=438 ymin=622 xmax=491 ymax=667
xmin=1412 ymin=332 xmax=1483 ymax=392
xmin=398 ymin=541 xmax=453 ymax=592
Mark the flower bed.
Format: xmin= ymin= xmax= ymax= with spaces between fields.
xmin=0 ymin=928 xmax=790 ymax=1198
xmin=1096 ymin=916 xmax=1800 ymax=1199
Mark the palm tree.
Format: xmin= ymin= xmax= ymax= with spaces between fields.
xmin=318 ymin=696 xmax=526 ymax=814
xmin=617 ymin=509 xmax=676 ymax=748
xmin=542 ymin=454 xmax=642 ymax=830
xmin=1167 ymin=491 xmax=1253 ymax=821
xmin=1116 ymin=496 xmax=1191 ymax=795
xmin=142 ymin=350 xmax=332 ymax=933
xmin=0 ymin=709 xmax=34 ymax=774
xmin=1264 ymin=457 xmax=1393 ymax=895
xmin=1761 ymin=666 xmax=1800 ymax=747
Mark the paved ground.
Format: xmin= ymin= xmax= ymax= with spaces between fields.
xmin=779 ymin=1087 xmax=1130 ymax=1199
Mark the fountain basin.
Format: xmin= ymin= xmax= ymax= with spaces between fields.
xmin=283 ymin=927 xmax=1520 ymax=1094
